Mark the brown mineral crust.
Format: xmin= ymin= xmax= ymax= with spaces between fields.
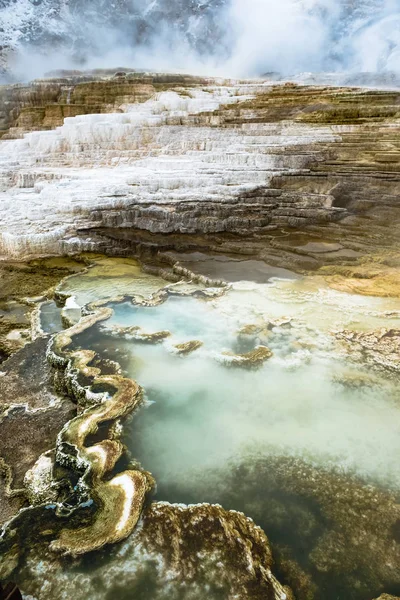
xmin=238 ymin=324 xmax=265 ymax=336
xmin=222 ymin=345 xmax=273 ymax=368
xmin=198 ymin=456 xmax=400 ymax=600
xmin=138 ymin=502 xmax=294 ymax=600
xmin=106 ymin=325 xmax=172 ymax=343
xmin=51 ymin=470 xmax=149 ymax=557
xmin=0 ymin=258 xmax=85 ymax=301
xmin=322 ymin=264 xmax=400 ymax=298
xmin=331 ymin=368 xmax=379 ymax=389
xmin=273 ymin=550 xmax=318 ymax=600
xmin=174 ymin=340 xmax=203 ymax=354
xmin=0 ymin=337 xmax=76 ymax=512
xmin=336 ymin=328 xmax=400 ymax=373
xmin=2 ymin=501 xmax=293 ymax=600
xmin=133 ymin=330 xmax=171 ymax=343
xmin=0 ymin=257 xmax=86 ymax=362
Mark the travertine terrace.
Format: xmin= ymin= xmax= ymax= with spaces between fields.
xmin=0 ymin=71 xmax=399 ymax=297
xmin=1 ymin=71 xmax=400 ymax=600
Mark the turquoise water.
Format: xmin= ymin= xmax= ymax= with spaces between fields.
xmin=36 ymin=266 xmax=400 ymax=600
xmin=85 ymin=290 xmax=400 ymax=491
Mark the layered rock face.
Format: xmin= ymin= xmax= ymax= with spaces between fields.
xmin=0 ymin=72 xmax=207 ymax=139
xmin=0 ymin=76 xmax=335 ymax=254
xmin=0 ymin=73 xmax=399 ymax=295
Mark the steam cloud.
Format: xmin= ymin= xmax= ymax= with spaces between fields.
xmin=1 ymin=0 xmax=400 ymax=81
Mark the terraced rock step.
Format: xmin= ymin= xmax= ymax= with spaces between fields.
xmin=0 ymin=72 xmax=207 ymax=139
xmin=0 ymin=73 xmax=399 ymax=296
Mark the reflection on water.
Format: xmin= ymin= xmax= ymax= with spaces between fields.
xmin=40 ymin=301 xmax=64 ymax=334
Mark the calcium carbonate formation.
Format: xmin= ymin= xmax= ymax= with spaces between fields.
xmin=0 ymin=83 xmax=340 ymax=258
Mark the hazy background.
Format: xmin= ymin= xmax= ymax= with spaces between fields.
xmin=0 ymin=0 xmax=399 ymax=81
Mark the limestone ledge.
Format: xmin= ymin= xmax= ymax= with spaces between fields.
xmin=102 ymin=323 xmax=172 ymax=343
xmin=47 ymin=303 xmax=153 ymax=556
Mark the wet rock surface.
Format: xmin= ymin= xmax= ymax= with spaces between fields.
xmin=158 ymin=456 xmax=400 ymax=600
xmin=104 ymin=323 xmax=172 ymax=343
xmin=2 ymin=502 xmax=292 ymax=600
xmin=173 ymin=339 xmax=203 ymax=355
xmin=221 ymin=345 xmax=273 ymax=368
xmin=0 ymin=336 xmax=76 ymax=527
xmin=0 ymin=257 xmax=85 ymax=362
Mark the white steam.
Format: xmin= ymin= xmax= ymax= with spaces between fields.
xmin=225 ymin=0 xmax=335 ymax=75
xmin=98 ymin=285 xmax=400 ymax=492
xmin=225 ymin=0 xmax=400 ymax=76
xmin=1 ymin=0 xmax=400 ymax=81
